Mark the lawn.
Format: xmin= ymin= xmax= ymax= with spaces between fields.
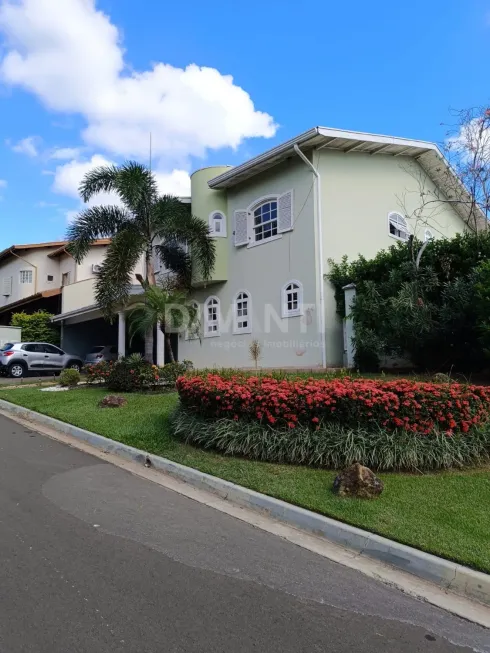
xmin=0 ymin=385 xmax=488 ymax=574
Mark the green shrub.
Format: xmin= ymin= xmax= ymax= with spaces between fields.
xmin=11 ymin=310 xmax=59 ymax=345
xmin=328 ymin=231 xmax=490 ymax=372
xmin=158 ymin=360 xmax=193 ymax=385
xmin=107 ymin=354 xmax=159 ymax=392
xmin=172 ymin=407 xmax=490 ymax=471
xmin=84 ymin=360 xmax=112 ymax=384
xmin=59 ymin=368 xmax=81 ymax=387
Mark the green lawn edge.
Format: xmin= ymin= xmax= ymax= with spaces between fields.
xmin=1 ymin=386 xmax=489 ymax=574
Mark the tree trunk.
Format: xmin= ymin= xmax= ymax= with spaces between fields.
xmin=143 ymin=248 xmax=156 ymax=363
xmin=165 ymin=333 xmax=175 ymax=363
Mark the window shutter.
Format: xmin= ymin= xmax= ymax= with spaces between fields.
xmin=2 ymin=277 xmax=12 ymax=296
xmin=234 ymin=210 xmax=249 ymax=246
xmin=277 ymin=190 xmax=293 ymax=233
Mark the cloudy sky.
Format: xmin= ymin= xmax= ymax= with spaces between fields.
xmin=0 ymin=0 xmax=487 ymax=247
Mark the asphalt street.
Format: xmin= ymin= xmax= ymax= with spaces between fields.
xmin=0 ymin=412 xmax=489 ymax=652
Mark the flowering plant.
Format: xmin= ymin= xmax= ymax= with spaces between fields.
xmin=176 ymin=375 xmax=490 ymax=435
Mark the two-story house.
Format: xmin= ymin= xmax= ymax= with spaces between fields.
xmin=0 ymin=238 xmax=112 ymax=329
xmin=50 ymin=126 xmax=469 ymax=368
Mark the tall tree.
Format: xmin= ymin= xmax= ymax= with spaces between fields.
xmin=67 ymin=162 xmax=215 ymax=362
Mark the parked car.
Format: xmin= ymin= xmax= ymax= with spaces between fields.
xmin=84 ymin=345 xmax=118 ymax=366
xmin=0 ymin=342 xmax=84 ymax=378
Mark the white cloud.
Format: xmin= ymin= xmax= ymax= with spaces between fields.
xmin=49 ymin=146 xmax=83 ymax=160
xmin=52 ymin=154 xmax=114 ymax=198
xmin=11 ymin=135 xmax=39 ymax=157
xmin=154 ymin=170 xmax=191 ymax=197
xmin=0 ymin=0 xmax=277 ymax=164
xmin=53 ymin=155 xmax=190 ymax=222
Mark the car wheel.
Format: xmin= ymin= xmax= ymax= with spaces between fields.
xmin=9 ymin=363 xmax=26 ymax=378
xmin=68 ymin=362 xmax=82 ymax=373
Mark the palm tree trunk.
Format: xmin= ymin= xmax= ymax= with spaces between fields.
xmin=143 ymin=248 xmax=156 ymax=362
xmin=165 ymin=333 xmax=175 ymax=363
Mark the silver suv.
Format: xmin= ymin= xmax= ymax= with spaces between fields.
xmin=0 ymin=342 xmax=84 ymax=378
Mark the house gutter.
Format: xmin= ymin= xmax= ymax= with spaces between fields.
xmin=293 ymin=144 xmax=327 ymax=369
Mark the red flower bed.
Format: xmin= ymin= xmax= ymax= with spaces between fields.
xmin=176 ymin=375 xmax=490 ymax=435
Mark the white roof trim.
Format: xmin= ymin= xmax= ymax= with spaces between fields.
xmin=207 ymin=125 xmax=480 ymax=228
xmin=208 ymin=126 xmax=439 ymax=190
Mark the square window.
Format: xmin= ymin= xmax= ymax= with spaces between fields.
xmin=20 ymin=270 xmax=33 ymax=284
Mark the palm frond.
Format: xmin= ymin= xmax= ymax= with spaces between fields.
xmin=95 ymin=228 xmax=145 ymax=318
xmin=66 ymin=205 xmax=131 ymax=263
xmin=155 ymin=242 xmax=192 ymax=288
xmin=113 ymin=162 xmax=159 ymax=219
xmin=78 ymin=165 xmax=120 ymax=203
xmin=129 ymin=285 xmax=193 ymax=341
xmin=153 ymin=199 xmax=216 ymax=281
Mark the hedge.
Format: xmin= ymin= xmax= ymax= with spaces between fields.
xmin=171 ymin=407 xmax=490 ymax=471
xmin=176 ymin=375 xmax=490 ymax=436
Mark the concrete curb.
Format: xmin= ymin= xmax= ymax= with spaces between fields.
xmin=1 ymin=398 xmax=489 ymax=608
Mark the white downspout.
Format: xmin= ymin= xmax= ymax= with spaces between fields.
xmin=294 ymin=144 xmax=327 ymax=369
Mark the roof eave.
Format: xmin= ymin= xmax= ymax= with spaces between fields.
xmin=207 ymin=127 xmax=441 ymax=190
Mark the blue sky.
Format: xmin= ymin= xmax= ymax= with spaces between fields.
xmin=0 ymin=0 xmax=488 ymax=249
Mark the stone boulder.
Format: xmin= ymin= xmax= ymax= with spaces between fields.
xmin=99 ymin=395 xmax=128 ymax=409
xmin=333 ymin=463 xmax=383 ymax=499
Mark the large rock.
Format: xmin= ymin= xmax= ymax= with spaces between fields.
xmin=333 ymin=463 xmax=383 ymax=499
xmin=99 ymin=395 xmax=127 ymax=408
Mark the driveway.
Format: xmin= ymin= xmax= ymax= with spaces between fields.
xmin=0 ymin=413 xmax=488 ymax=653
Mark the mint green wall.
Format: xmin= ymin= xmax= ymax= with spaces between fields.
xmin=180 ymin=158 xmax=322 ymax=369
xmin=317 ymin=150 xmax=468 ymax=366
xmin=190 ymin=166 xmax=231 ymax=285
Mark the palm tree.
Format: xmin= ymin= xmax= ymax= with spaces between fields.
xmin=128 ymin=283 xmax=199 ymax=363
xmin=67 ymin=162 xmax=215 ymax=362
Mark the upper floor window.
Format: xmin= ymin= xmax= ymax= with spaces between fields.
xmin=282 ymin=280 xmax=303 ymax=318
xmin=204 ymin=296 xmax=220 ymax=337
xmin=233 ymin=190 xmax=293 ymax=248
xmin=61 ymin=272 xmax=71 ymax=287
xmin=19 ymin=270 xmax=32 ymax=284
xmin=424 ymin=228 xmax=434 ymax=243
xmin=388 ymin=212 xmax=410 ymax=241
xmin=233 ymin=291 xmax=252 ymax=334
xmin=253 ymin=200 xmax=278 ymax=243
xmin=209 ymin=211 xmax=227 ymax=238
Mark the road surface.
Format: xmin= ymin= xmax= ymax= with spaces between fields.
xmin=0 ymin=413 xmax=488 ymax=652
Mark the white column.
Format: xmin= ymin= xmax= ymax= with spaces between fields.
xmin=118 ymin=311 xmax=126 ymax=359
xmin=156 ymin=322 xmax=165 ymax=366
xmin=342 ymin=284 xmax=357 ymax=369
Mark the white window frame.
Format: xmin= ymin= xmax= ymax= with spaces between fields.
xmin=424 ymin=228 xmax=434 ymax=243
xmin=388 ymin=211 xmax=410 ymax=242
xmin=282 ymin=280 xmax=304 ymax=318
xmin=204 ymin=296 xmax=220 ymax=338
xmin=233 ymin=290 xmax=252 ymax=335
xmin=208 ymin=211 xmax=227 ymax=238
xmin=19 ymin=269 xmax=33 ymax=284
xmin=186 ymin=301 xmax=201 ymax=340
xmin=247 ymin=195 xmax=281 ymax=248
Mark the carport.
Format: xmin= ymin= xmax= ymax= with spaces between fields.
xmin=52 ymin=306 xmax=166 ymax=364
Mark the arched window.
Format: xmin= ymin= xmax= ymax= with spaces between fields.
xmin=204 ymin=296 xmax=220 ymax=337
xmin=252 ymin=199 xmax=278 ymax=243
xmin=424 ymin=228 xmax=434 ymax=243
xmin=186 ymin=301 xmax=200 ymax=340
xmin=388 ymin=212 xmax=410 ymax=241
xmin=233 ymin=290 xmax=252 ymax=334
xmin=282 ymin=280 xmax=303 ymax=318
xmin=209 ymin=211 xmax=227 ymax=237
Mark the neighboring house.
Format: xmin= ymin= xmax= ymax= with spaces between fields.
xmin=0 ymin=238 xmax=111 ymax=334
xmin=52 ymin=126 xmax=469 ymax=368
